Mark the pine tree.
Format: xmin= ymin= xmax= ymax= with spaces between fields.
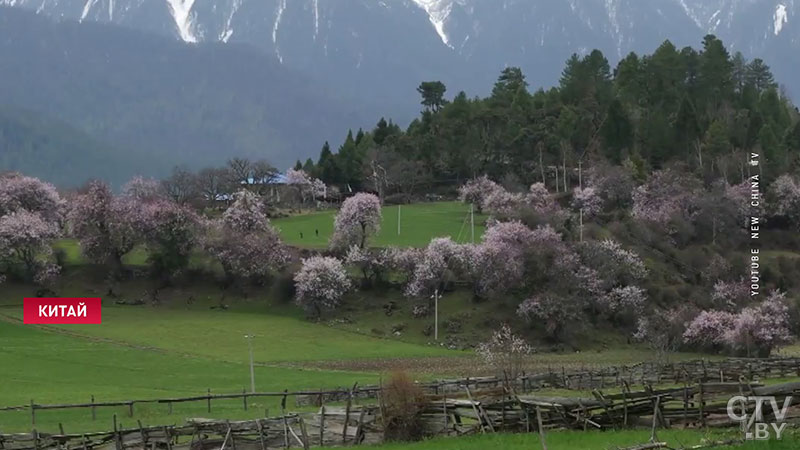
xmin=417 ymin=81 xmax=447 ymax=112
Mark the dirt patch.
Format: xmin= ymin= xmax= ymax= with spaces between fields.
xmin=292 ymin=354 xmax=652 ymax=377
xmin=293 ymin=356 xmax=490 ymax=376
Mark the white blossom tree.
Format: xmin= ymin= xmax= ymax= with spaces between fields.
xmin=294 ymin=256 xmax=352 ymax=318
xmin=330 ymin=193 xmax=382 ymax=250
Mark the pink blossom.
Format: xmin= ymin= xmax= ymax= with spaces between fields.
xmin=122 ymin=176 xmax=164 ymax=202
xmin=132 ymin=199 xmax=201 ymax=276
xmin=482 ymin=187 xmax=525 ymax=217
xmin=581 ymin=239 xmax=648 ymax=285
xmin=285 ymin=168 xmax=312 ymax=187
xmin=724 ymin=292 xmax=792 ymax=356
xmin=571 ymin=187 xmax=603 ymax=217
xmin=769 ymin=174 xmax=800 ymax=225
xmin=405 ymin=237 xmax=462 ymax=298
xmin=526 ymin=183 xmax=560 ymax=214
xmin=633 ymin=305 xmax=698 ymax=356
xmin=711 ymin=279 xmax=750 ymax=310
xmin=0 ymin=210 xmax=61 ymax=282
xmin=0 ymin=172 xmax=63 ymax=223
xmin=286 ymin=169 xmax=326 ymax=203
xmin=222 ymin=190 xmax=270 ymax=233
xmin=476 ymin=324 xmax=532 ymax=379
xmin=483 ymin=220 xmax=542 ymax=251
xmin=458 ymin=242 xmax=524 ymax=299
xmin=294 ymin=256 xmax=352 ymax=318
xmin=345 ymin=245 xmax=392 ymax=284
xmin=683 ymin=310 xmax=737 ymax=349
xmin=68 ymin=181 xmax=140 ymax=267
xmin=632 ymin=169 xmax=700 ymax=225
xmin=517 ymin=295 xmax=581 ymax=340
xmin=204 ymin=220 xmax=289 ymax=282
xmin=458 ymin=176 xmax=500 ymax=213
xmin=725 ymin=181 xmax=753 ymax=219
xmin=599 ymin=285 xmax=647 ymax=315
xmin=384 ymin=247 xmax=422 ymax=282
xmin=331 ymin=193 xmax=382 ymax=250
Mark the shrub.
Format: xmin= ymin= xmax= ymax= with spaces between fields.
xmin=380 ymin=371 xmax=427 ymax=442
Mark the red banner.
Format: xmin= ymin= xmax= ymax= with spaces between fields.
xmin=23 ymin=298 xmax=102 ymax=324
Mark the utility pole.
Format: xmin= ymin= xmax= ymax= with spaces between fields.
xmin=433 ymin=289 xmax=439 ymax=341
xmin=470 ymin=203 xmax=475 ymax=243
xmin=397 ymin=205 xmax=401 ymax=236
xmin=244 ymin=334 xmax=256 ymax=393
xmin=578 ymin=155 xmax=585 ymax=243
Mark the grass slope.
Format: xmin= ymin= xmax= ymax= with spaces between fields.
xmin=273 ymin=202 xmax=487 ymax=248
xmin=0 ymin=320 xmax=376 ymax=433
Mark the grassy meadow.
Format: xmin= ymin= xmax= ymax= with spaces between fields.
xmin=272 ymin=201 xmax=487 ymax=248
xmin=3 ymin=200 xmax=799 ymax=448
xmin=320 ymin=430 xmax=799 ymax=449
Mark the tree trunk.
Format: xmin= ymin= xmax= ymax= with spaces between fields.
xmin=360 ymin=224 xmax=367 ymax=249
xmin=539 ymin=143 xmax=546 ymax=185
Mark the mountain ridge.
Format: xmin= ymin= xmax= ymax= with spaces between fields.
xmin=4 ymin=0 xmax=797 ymax=99
xmin=0 ymin=6 xmax=374 ymax=185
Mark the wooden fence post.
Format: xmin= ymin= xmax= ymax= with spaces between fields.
xmin=299 ymin=417 xmax=311 ymax=450
xmin=207 ymin=388 xmax=212 ymax=413
xmin=281 ymin=391 xmax=289 ymax=449
xmin=243 ymin=389 xmax=248 ymax=411
xmin=256 ymin=419 xmax=267 ymax=450
xmin=30 ymin=399 xmax=35 ymax=425
xmin=137 ymin=419 xmax=147 ymax=449
xmin=128 ymin=402 xmax=134 ymax=417
xmin=319 ymin=406 xmax=326 ymax=446
xmin=163 ymin=426 xmax=172 ymax=450
xmin=535 ymin=406 xmax=548 ymax=450
xmin=355 ymin=407 xmax=367 ymax=445
xmin=113 ymin=414 xmax=121 ymax=450
xmin=91 ymin=395 xmax=96 ymax=421
xmin=227 ymin=420 xmax=237 ymax=450
xmin=699 ymin=383 xmax=706 ymax=427
xmin=342 ymin=390 xmax=353 ymax=444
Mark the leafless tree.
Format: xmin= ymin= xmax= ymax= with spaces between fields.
xmin=196 ymin=167 xmax=231 ymax=204
xmin=162 ymin=166 xmax=198 ymax=205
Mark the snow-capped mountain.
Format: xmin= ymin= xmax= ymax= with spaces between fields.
xmin=3 ymin=0 xmax=799 ymax=101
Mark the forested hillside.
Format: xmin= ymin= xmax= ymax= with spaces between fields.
xmin=0 ymin=104 xmax=152 ymax=186
xmin=287 ymin=35 xmax=800 ymax=357
xmin=0 ymin=7 xmax=369 ymax=185
xmin=304 ymin=35 xmax=800 ymax=195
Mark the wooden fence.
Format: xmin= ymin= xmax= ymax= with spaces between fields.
xmin=4 ymin=357 xmax=800 ymax=426
xmin=4 ymin=380 xmax=800 ymax=450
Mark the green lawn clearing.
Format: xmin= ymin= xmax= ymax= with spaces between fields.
xmin=273 ymin=202 xmax=487 ymax=248
xmin=0 ymin=319 xmax=377 ymax=433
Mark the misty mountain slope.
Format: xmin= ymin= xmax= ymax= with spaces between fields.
xmin=6 ymin=0 xmax=798 ymax=100
xmin=0 ymin=7 xmax=370 ymax=182
xmin=0 ymin=104 xmax=151 ymax=187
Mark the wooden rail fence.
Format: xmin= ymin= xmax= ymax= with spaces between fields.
xmin=5 ymin=357 xmax=800 ymax=425
xmin=3 ymin=380 xmax=800 ymax=449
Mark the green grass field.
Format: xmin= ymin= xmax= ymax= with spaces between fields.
xmin=0 ymin=276 xmax=713 ymax=435
xmin=321 ymin=430 xmax=798 ymax=450
xmin=0 ymin=319 xmax=379 ymax=433
xmin=0 ymin=276 xmax=462 ymax=433
xmin=272 ymin=202 xmax=487 ymax=248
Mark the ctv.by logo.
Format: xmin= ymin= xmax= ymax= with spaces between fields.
xmin=727 ymin=395 xmax=791 ymax=440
